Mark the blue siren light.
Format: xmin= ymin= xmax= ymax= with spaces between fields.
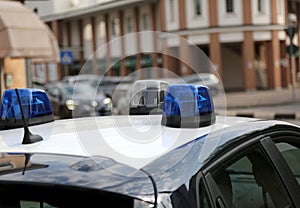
xmin=0 ymin=88 xmax=54 ymax=130
xmin=161 ymin=84 xmax=215 ymax=128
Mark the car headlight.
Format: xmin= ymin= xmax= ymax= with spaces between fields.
xmin=65 ymin=100 xmax=80 ymax=110
xmin=103 ymin=98 xmax=112 ymax=109
xmin=91 ymin=100 xmax=98 ymax=107
xmin=103 ymin=98 xmax=112 ymax=105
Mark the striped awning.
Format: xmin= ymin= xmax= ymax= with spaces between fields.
xmin=0 ymin=1 xmax=59 ymax=62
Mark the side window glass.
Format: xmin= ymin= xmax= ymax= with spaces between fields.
xmin=209 ymin=144 xmax=292 ymax=208
xmin=199 ymin=179 xmax=212 ymax=208
xmin=21 ymin=201 xmax=55 ymax=208
xmin=276 ymin=142 xmax=300 ymax=185
xmin=0 ymin=200 xmax=55 ymax=208
xmin=48 ymin=87 xmax=60 ymax=97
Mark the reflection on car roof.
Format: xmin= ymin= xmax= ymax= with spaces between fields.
xmin=0 ymin=115 xmax=289 ymax=169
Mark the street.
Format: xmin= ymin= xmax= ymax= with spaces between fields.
xmin=212 ymin=86 xmax=300 ymax=127
xmin=232 ymin=101 xmax=300 ymax=125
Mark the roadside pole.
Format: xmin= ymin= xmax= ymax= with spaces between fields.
xmin=285 ymin=15 xmax=298 ymax=101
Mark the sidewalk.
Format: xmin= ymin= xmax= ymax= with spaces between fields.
xmin=214 ymin=86 xmax=300 ymax=120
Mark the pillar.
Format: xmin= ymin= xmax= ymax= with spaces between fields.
xmin=119 ymin=10 xmax=126 ymax=77
xmin=208 ymin=0 xmax=222 ymax=78
xmin=243 ymin=31 xmax=256 ymax=90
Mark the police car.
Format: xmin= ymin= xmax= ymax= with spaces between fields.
xmin=0 ymin=83 xmax=299 ymax=208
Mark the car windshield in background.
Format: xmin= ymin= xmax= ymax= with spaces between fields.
xmin=182 ymin=73 xmax=221 ymax=96
xmin=60 ymin=83 xmax=97 ymax=97
xmin=44 ymin=81 xmax=112 ymax=119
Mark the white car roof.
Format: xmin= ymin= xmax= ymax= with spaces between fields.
xmin=0 ymin=115 xmax=264 ymax=169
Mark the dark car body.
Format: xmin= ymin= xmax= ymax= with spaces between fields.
xmin=44 ymin=82 xmax=112 ymax=119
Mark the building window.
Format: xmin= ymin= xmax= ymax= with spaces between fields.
xmin=226 ymin=0 xmax=234 ymax=13
xmin=257 ymin=0 xmax=264 ymax=13
xmin=142 ymin=13 xmax=150 ymax=30
xmin=111 ymin=18 xmax=120 ymax=36
xmin=170 ymin=0 xmax=175 ymax=22
xmin=126 ymin=16 xmax=133 ymax=33
xmin=194 ymin=0 xmax=202 ymax=16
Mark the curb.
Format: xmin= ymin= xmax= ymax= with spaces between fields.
xmin=217 ymin=111 xmax=300 ymax=120
xmin=224 ymin=100 xmax=300 ymax=110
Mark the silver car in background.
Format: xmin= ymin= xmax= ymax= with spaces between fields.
xmin=182 ymin=73 xmax=221 ymax=96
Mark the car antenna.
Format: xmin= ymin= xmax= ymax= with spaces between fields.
xmin=15 ymin=88 xmax=43 ymax=144
xmin=22 ymin=153 xmax=31 ymax=175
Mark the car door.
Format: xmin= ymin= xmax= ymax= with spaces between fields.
xmin=197 ymin=127 xmax=300 ymax=208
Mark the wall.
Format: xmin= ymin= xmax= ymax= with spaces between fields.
xmin=222 ymin=44 xmax=244 ymax=90
xmin=217 ymin=0 xmax=243 ymax=26
xmin=4 ymin=58 xmax=26 ymax=89
xmin=25 ymin=0 xmax=53 ymax=15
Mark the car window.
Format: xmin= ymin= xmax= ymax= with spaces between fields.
xmin=60 ymin=84 xmax=96 ymax=97
xmin=20 ymin=201 xmax=54 ymax=208
xmin=47 ymin=87 xmax=60 ymax=97
xmin=207 ymin=144 xmax=292 ymax=208
xmin=276 ymin=142 xmax=300 ymax=185
xmin=199 ymin=179 xmax=212 ymax=208
xmin=0 ymin=185 xmax=136 ymax=208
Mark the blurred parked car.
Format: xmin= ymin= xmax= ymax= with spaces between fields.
xmin=113 ymin=79 xmax=170 ymax=115
xmin=62 ymin=74 xmax=100 ymax=86
xmin=111 ymin=81 xmax=134 ymax=115
xmin=44 ymin=82 xmax=112 ymax=119
xmin=182 ymin=73 xmax=221 ymax=95
xmin=63 ymin=74 xmax=135 ymax=99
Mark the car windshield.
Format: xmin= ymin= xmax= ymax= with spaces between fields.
xmin=183 ymin=74 xmax=214 ymax=82
xmin=60 ymin=83 xmax=97 ymax=97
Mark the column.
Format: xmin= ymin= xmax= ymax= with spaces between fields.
xmin=178 ymin=0 xmax=190 ymax=76
xmin=242 ymin=0 xmax=256 ymax=90
xmin=151 ymin=3 xmax=160 ymax=78
xmin=91 ymin=16 xmax=98 ymax=75
xmin=160 ymin=0 xmax=168 ymax=74
xmin=51 ymin=20 xmax=62 ymax=80
xmin=209 ymin=33 xmax=222 ymax=78
xmin=267 ymin=31 xmax=282 ymax=89
xmin=105 ymin=14 xmax=112 ymax=76
xmin=269 ymin=0 xmax=282 ymax=89
xmin=208 ymin=0 xmax=222 ymax=78
xmin=243 ymin=31 xmax=256 ymax=90
xmin=178 ymin=0 xmax=186 ymax=30
xmin=280 ymin=41 xmax=290 ymax=87
xmin=134 ymin=7 xmax=142 ymax=78
xmin=78 ymin=19 xmax=84 ymax=68
xmin=119 ymin=10 xmax=126 ymax=76
xmin=160 ymin=0 xmax=166 ymax=32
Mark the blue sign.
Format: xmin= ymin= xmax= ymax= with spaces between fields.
xmin=60 ymin=50 xmax=73 ymax=65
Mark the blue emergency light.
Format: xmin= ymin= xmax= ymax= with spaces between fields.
xmin=161 ymin=84 xmax=215 ymax=128
xmin=0 ymin=88 xmax=54 ymax=130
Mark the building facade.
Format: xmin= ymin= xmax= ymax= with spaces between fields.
xmin=25 ymin=0 xmax=299 ymax=91
xmin=161 ymin=0 xmax=291 ymax=91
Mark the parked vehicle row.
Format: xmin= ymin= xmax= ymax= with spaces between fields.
xmin=0 ymin=85 xmax=299 ymax=208
xmin=43 ymin=73 xmax=221 ymax=118
xmin=44 ymin=81 xmax=112 ymax=119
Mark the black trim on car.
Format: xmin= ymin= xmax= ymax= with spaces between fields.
xmin=260 ymin=137 xmax=300 ymax=207
xmin=198 ymin=125 xmax=300 ymax=208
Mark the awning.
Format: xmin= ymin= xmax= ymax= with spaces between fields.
xmin=0 ymin=1 xmax=59 ymax=62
